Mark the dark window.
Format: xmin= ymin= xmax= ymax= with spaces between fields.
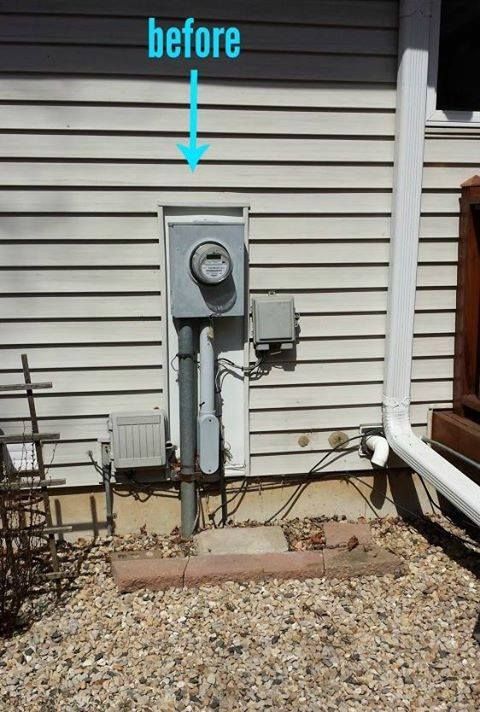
xmin=437 ymin=0 xmax=480 ymax=111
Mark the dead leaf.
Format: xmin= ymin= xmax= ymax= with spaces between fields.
xmin=347 ymin=535 xmax=359 ymax=551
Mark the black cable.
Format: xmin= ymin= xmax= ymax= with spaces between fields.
xmin=207 ymin=477 xmax=248 ymax=527
xmin=266 ymin=444 xmax=360 ymax=524
xmin=309 ymin=434 xmax=364 ymax=473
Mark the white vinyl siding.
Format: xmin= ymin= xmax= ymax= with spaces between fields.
xmin=0 ymin=0 xmax=431 ymax=485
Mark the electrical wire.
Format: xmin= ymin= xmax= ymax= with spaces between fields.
xmin=215 ymin=356 xmax=265 ymax=393
xmin=265 ymin=443 xmax=360 ymax=523
xmin=309 ymin=434 xmax=364 ymax=473
xmin=206 ymin=477 xmax=248 ymax=528
xmin=87 ymin=450 xmax=177 ymax=502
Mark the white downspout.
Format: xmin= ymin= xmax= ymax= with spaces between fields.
xmin=383 ymin=0 xmax=480 ymax=526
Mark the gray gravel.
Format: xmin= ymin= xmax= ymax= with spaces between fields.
xmin=0 ymin=515 xmax=478 ymax=711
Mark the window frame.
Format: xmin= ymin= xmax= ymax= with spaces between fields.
xmin=426 ymin=0 xmax=480 ymax=127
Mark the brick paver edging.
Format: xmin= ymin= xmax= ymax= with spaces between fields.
xmin=111 ymin=546 xmax=404 ymax=592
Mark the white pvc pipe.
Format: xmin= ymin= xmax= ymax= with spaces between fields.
xmin=383 ymin=0 xmax=480 ymax=526
xmin=199 ymin=322 xmax=215 ymax=415
xmin=365 ymin=435 xmax=389 ymax=468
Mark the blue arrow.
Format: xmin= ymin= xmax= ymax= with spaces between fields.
xmin=177 ymin=69 xmax=210 ymax=172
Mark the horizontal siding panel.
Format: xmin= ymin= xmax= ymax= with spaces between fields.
xmin=253 ymin=291 xmax=388 ymax=314
xmin=0 ymin=392 xmax=164 ymax=420
xmin=0 ymin=215 xmax=159 ymax=240
xmin=0 ymin=345 xmax=163 ymax=370
xmin=425 ymin=138 xmax=480 ymax=164
xmin=0 ymin=417 xmax=106 ymax=440
xmin=250 ymin=265 xmax=456 ymax=290
xmin=0 ymin=163 xmax=394 ymax=189
xmin=270 ymin=339 xmax=386 ymax=362
xmin=297 ymin=312 xmax=453 ymax=338
xmin=0 ymin=17 xmax=396 ymax=55
xmin=252 ymin=335 xmax=453 ymax=363
xmin=0 ymin=134 xmax=395 ymax=163
xmin=34 ymin=462 xmax=99 ymax=486
xmin=0 ymin=2 xmax=397 ymax=27
xmin=250 ymin=381 xmax=451 ymax=410
xmin=249 ymin=450 xmax=371 ymax=476
xmin=0 ymin=215 xmax=391 ymax=241
xmin=0 ymin=191 xmax=392 ymax=214
xmin=251 ymin=216 xmax=391 ymax=239
xmin=0 ymin=270 xmax=161 ymax=293
xmin=8 ymin=414 xmax=419 ymax=451
xmin=0 ymin=216 xmax=456 ymax=245
xmin=46 ymin=444 xmax=366 ymax=475
xmin=0 ymin=296 xmax=161 ymax=319
xmin=0 ymin=321 xmax=161 ymax=344
xmin=250 ymin=240 xmax=456 ymax=264
xmin=0 ymin=78 xmax=397 ymax=109
xmin=0 ymin=242 xmax=161 ymax=266
xmin=415 ymin=290 xmax=456 ymax=311
xmin=251 ymin=266 xmax=388 ymax=290
xmin=42 ymin=441 xmax=95 ymax=467
xmin=255 ymin=289 xmax=454 ymax=314
xmin=250 ymin=402 xmax=444 ymax=433
xmin=0 ymin=46 xmax=396 ymax=83
xmin=251 ymin=426 xmax=426 ymax=456
xmin=421 ymin=193 xmax=462 ymax=214
xmin=420 ymin=216 xmax=459 ymax=238
xmin=413 ymin=336 xmax=454 ymax=357
xmin=0 ymin=106 xmax=395 ymax=136
xmin=423 ymin=167 xmax=480 ymax=189
xmin=250 ymin=358 xmax=452 ymax=387
xmin=0 ymin=368 xmax=163 ymax=394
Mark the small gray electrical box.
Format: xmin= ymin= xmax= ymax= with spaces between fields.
xmin=168 ymin=222 xmax=245 ymax=318
xmin=252 ymin=296 xmax=297 ymax=351
xmin=109 ymin=411 xmax=167 ymax=470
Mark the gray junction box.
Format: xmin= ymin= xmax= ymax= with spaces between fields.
xmin=252 ymin=295 xmax=297 ymax=351
xmin=109 ymin=411 xmax=167 ymax=470
xmin=168 ymin=222 xmax=245 ymax=318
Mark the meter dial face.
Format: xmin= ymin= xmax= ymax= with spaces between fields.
xmin=190 ymin=242 xmax=233 ymax=285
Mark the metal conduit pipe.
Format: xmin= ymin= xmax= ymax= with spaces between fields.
xmin=383 ymin=0 xmax=480 ymax=526
xmin=178 ymin=321 xmax=198 ymax=539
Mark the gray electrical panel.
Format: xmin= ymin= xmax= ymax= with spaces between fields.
xmin=252 ymin=295 xmax=297 ymax=351
xmin=168 ymin=223 xmax=245 ymax=318
xmin=109 ymin=411 xmax=167 ymax=470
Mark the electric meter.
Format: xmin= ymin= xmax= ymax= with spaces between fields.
xmin=168 ymin=222 xmax=245 ymax=318
xmin=190 ymin=242 xmax=233 ymax=285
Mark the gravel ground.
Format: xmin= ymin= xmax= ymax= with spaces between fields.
xmin=0 ymin=515 xmax=478 ymax=711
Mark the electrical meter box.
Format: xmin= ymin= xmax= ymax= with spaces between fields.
xmin=168 ymin=223 xmax=245 ymax=318
xmin=109 ymin=411 xmax=167 ymax=470
xmin=252 ymin=295 xmax=297 ymax=351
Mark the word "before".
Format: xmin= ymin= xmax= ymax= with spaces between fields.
xmin=147 ymin=17 xmax=241 ymax=59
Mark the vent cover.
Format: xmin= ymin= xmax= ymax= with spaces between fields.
xmin=109 ymin=411 xmax=167 ymax=470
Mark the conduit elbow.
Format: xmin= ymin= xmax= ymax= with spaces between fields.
xmin=365 ymin=434 xmax=390 ymax=467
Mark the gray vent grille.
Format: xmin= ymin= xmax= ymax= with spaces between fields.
xmin=109 ymin=411 xmax=167 ymax=469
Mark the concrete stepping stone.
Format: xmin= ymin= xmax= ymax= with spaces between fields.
xmin=194 ymin=525 xmax=288 ymax=555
